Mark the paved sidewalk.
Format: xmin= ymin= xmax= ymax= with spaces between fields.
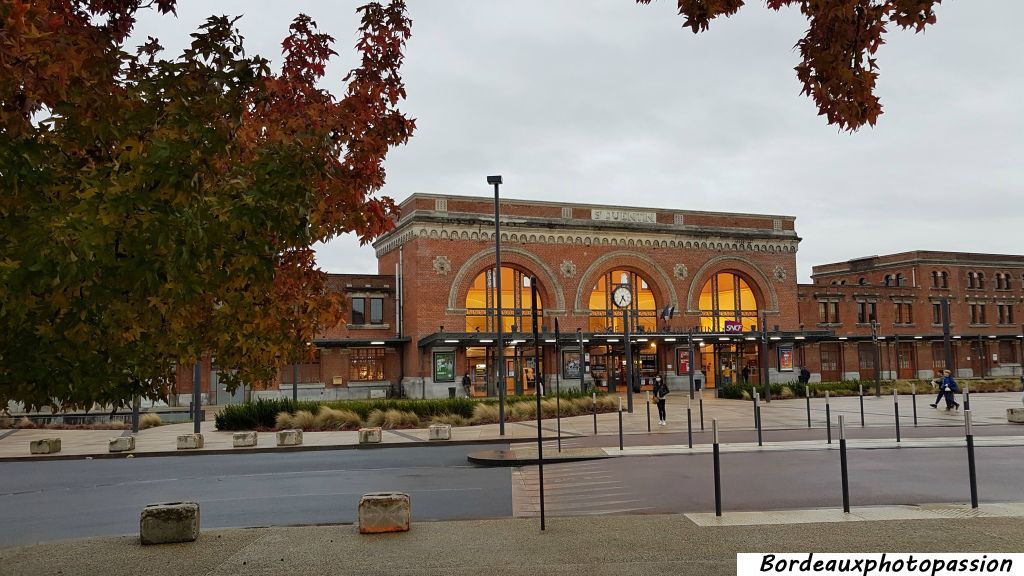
xmin=2 ymin=392 xmax=1020 ymax=461
xmin=2 ymin=508 xmax=1022 ymax=576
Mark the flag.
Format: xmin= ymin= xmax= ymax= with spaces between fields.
xmin=660 ymin=305 xmax=675 ymax=320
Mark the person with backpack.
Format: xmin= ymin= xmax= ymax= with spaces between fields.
xmin=941 ymin=369 xmax=960 ymax=411
xmin=653 ymin=375 xmax=670 ymax=426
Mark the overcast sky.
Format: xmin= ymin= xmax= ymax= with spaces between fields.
xmin=132 ymin=1 xmax=1023 ymax=282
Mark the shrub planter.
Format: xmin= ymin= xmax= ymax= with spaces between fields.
xmin=358 ymin=492 xmax=410 ymax=534
xmin=176 ymin=433 xmax=204 ymax=450
xmin=140 ymin=502 xmax=200 ymax=545
xmin=29 ymin=438 xmax=61 ymax=455
xmin=428 ymin=424 xmax=452 ymax=441
xmin=1008 ymin=408 xmax=1024 ymax=424
xmin=276 ymin=429 xmax=303 ymax=446
xmin=109 ymin=436 xmax=135 ymax=453
xmin=233 ymin=431 xmax=258 ymax=447
xmin=358 ymin=427 xmax=382 ymax=444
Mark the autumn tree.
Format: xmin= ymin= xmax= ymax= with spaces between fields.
xmin=637 ymin=0 xmax=942 ymax=130
xmin=0 ymin=1 xmax=414 ymax=410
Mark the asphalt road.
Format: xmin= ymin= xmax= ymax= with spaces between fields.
xmin=0 ymin=446 xmax=512 ymax=548
xmin=515 ymin=445 xmax=1024 ymax=516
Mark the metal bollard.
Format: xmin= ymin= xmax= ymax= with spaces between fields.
xmin=965 ymin=410 xmax=978 ymax=508
xmin=646 ymin=391 xmax=651 ymax=433
xmin=964 ymin=382 xmax=970 ymax=411
xmin=687 ymin=394 xmax=693 ymax=449
xmin=893 ymin=387 xmax=901 ymax=443
xmin=806 ymin=384 xmax=812 ymax=428
xmin=752 ymin=391 xmax=759 ymax=430
xmin=618 ymin=396 xmax=624 ymax=451
xmin=859 ymin=384 xmax=865 ymax=427
xmin=912 ymin=382 xmax=918 ymax=427
xmin=754 ymin=392 xmax=762 ymax=447
xmin=825 ymin=390 xmax=832 ymax=445
xmin=839 ymin=415 xmax=850 ymax=513
xmin=712 ymin=419 xmax=722 ymax=517
xmin=699 ymin=392 xmax=705 ymax=431
xmin=593 ymin=392 xmax=598 ymax=436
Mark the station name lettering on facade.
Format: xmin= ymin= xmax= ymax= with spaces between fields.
xmin=591 ymin=209 xmax=657 ymax=224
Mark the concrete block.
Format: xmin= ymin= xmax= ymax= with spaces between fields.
xmin=109 ymin=436 xmax=135 ymax=453
xmin=176 ymin=433 xmax=204 ymax=450
xmin=233 ymin=431 xmax=258 ymax=447
xmin=358 ymin=427 xmax=382 ymax=444
xmin=428 ymin=423 xmax=452 ymax=441
xmin=1008 ymin=408 xmax=1024 ymax=424
xmin=29 ymin=438 xmax=61 ymax=454
xmin=140 ymin=502 xmax=200 ymax=545
xmin=276 ymin=429 xmax=303 ymax=446
xmin=358 ymin=492 xmax=410 ymax=534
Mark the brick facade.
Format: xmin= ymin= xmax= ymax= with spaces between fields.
xmin=180 ymin=199 xmax=1024 ymax=402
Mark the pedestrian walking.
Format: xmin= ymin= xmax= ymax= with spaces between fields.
xmin=653 ymin=375 xmax=669 ymax=425
xmin=940 ymin=369 xmax=960 ymax=411
xmin=798 ymin=366 xmax=810 ymax=385
xmin=929 ymin=370 xmax=944 ymax=408
xmin=741 ymin=365 xmax=750 ymax=385
xmin=462 ymin=372 xmax=472 ymax=397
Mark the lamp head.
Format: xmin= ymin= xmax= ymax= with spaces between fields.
xmin=486 ymin=175 xmax=503 ymax=185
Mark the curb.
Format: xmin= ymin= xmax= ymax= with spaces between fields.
xmin=0 ymin=435 xmax=556 ymax=463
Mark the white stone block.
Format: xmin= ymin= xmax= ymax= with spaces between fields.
xmin=428 ymin=424 xmax=452 ymax=441
xmin=29 ymin=438 xmax=61 ymax=454
xmin=176 ymin=433 xmax=204 ymax=450
xmin=140 ymin=502 xmax=200 ymax=545
xmin=276 ymin=429 xmax=303 ymax=446
xmin=358 ymin=492 xmax=410 ymax=534
xmin=1008 ymin=407 xmax=1024 ymax=424
xmin=233 ymin=431 xmax=258 ymax=447
xmin=109 ymin=436 xmax=135 ymax=453
xmin=358 ymin=427 xmax=382 ymax=444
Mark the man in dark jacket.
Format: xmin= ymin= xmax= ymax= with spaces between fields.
xmin=941 ymin=369 xmax=960 ymax=410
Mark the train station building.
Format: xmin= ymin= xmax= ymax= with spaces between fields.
xmin=185 ymin=194 xmax=1024 ymax=401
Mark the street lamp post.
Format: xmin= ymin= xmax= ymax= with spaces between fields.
xmin=577 ymin=328 xmax=585 ymax=392
xmin=942 ymin=298 xmax=953 ymax=370
xmin=624 ymin=307 xmax=634 ymax=414
xmin=192 ymin=361 xmax=201 ymax=434
xmin=488 ymin=175 xmax=505 ymax=436
xmin=760 ymin=314 xmax=769 ymax=401
xmin=687 ymin=327 xmax=695 ymax=400
xmin=871 ymin=320 xmax=881 ymax=397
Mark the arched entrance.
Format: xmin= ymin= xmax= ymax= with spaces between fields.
xmin=697 ymin=271 xmax=761 ymax=390
xmin=464 ymin=266 xmax=544 ymax=395
xmin=587 ymin=269 xmax=658 ymax=393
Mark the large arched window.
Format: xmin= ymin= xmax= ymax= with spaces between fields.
xmin=465 ymin=266 xmax=543 ymax=332
xmin=698 ymin=272 xmax=759 ymax=331
xmin=588 ymin=269 xmax=657 ymax=332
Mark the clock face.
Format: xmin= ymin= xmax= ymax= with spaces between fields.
xmin=612 ymin=286 xmax=632 ymax=308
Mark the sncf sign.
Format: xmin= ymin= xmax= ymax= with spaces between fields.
xmin=724 ymin=321 xmax=743 ymax=333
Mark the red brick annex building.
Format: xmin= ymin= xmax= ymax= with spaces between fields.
xmin=186 ymin=194 xmax=1024 ymax=402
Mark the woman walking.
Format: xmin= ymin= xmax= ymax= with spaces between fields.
xmin=653 ymin=375 xmax=670 ymax=425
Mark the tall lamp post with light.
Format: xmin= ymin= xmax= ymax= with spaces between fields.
xmin=488 ymin=175 xmax=506 ymax=436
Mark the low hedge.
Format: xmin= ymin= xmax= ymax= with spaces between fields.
xmin=215 ymin=391 xmax=610 ymax=431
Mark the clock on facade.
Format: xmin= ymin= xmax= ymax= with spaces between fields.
xmin=611 ymin=285 xmax=632 ymax=308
